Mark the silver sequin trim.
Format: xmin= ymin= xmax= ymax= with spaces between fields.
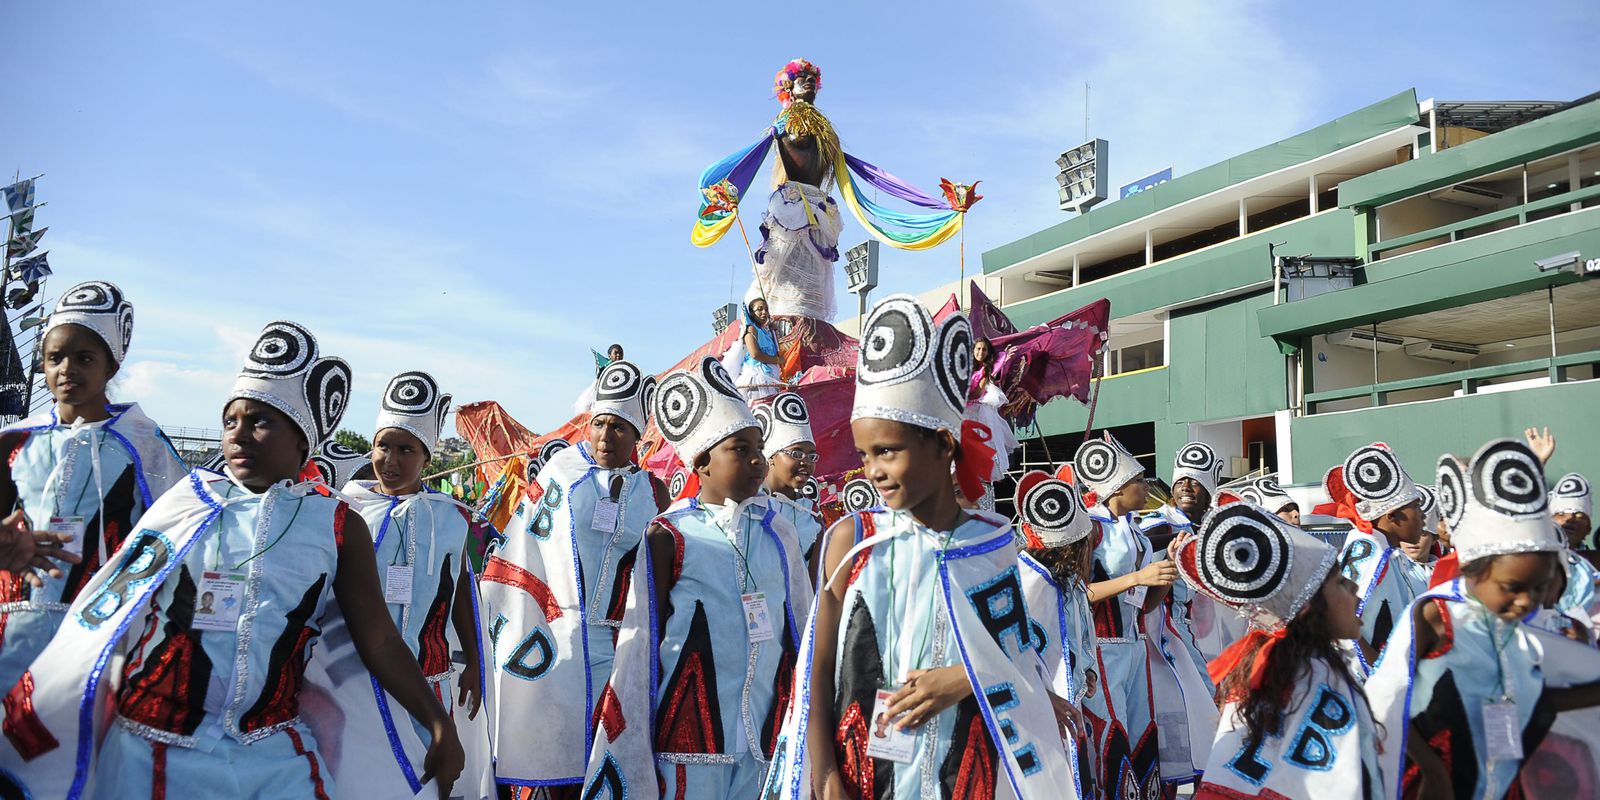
xmin=235 ymin=716 xmax=301 ymax=746
xmin=0 ymin=601 xmax=68 ymax=613
xmin=222 ymin=485 xmax=277 ymax=740
xmin=585 ymin=469 xmax=638 ymax=627
xmin=658 ymin=752 xmax=738 ymax=765
xmin=1457 ymin=540 xmax=1563 ymax=565
xmin=116 ymin=715 xmax=199 ymax=748
xmin=850 ymin=405 xmax=957 ymax=438
xmin=426 ymin=669 xmax=454 ymax=684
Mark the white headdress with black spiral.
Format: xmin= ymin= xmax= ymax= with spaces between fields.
xmin=1220 ymin=474 xmax=1296 ymax=514
xmin=1441 ymin=438 xmax=1564 ymax=565
xmin=653 ymin=356 xmax=759 ymax=464
xmin=1175 ymin=502 xmax=1337 ymax=632
xmin=1172 ymin=441 xmax=1225 ymax=497
xmin=310 ymin=440 xmax=370 ymax=488
xmin=842 ymin=478 xmax=882 ymax=514
xmin=851 ymin=294 xmax=972 ymax=437
xmin=1550 ymin=473 xmax=1592 ymax=518
xmin=373 ymin=371 xmax=451 ymax=454
xmin=44 ymin=280 xmax=135 ymax=365
xmin=1072 ymin=432 xmax=1144 ymax=499
xmin=1340 ymin=443 xmax=1423 ymax=521
xmin=1015 ymin=472 xmax=1092 ymax=548
xmin=226 ymin=321 xmax=352 ymax=457
xmin=589 ymin=359 xmax=655 ymax=436
xmin=753 ymin=391 xmax=814 ymax=459
xmin=1415 ymin=484 xmax=1440 ymax=532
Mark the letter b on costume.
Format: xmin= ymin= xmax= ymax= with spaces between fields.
xmin=78 ymin=530 xmax=172 ymax=630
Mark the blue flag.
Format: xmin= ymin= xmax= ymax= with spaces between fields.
xmin=1 ymin=180 xmax=33 ymax=214
xmin=11 ymin=252 xmax=50 ymax=284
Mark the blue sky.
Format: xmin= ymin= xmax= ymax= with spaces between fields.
xmin=6 ymin=0 xmax=1595 ymax=437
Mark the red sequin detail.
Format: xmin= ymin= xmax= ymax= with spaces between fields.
xmin=0 ymin=573 xmax=29 ymax=604
xmin=6 ymin=434 xmax=29 ymax=467
xmin=117 ymin=628 xmax=203 ymax=735
xmin=948 ymin=707 xmax=998 ymax=800
xmin=332 ymin=502 xmax=349 ymax=549
xmin=656 ymin=651 xmax=718 ymax=754
xmin=593 ymin=684 xmax=626 ymax=740
xmin=416 ymin=594 xmax=453 ymax=678
xmin=239 ymin=626 xmax=314 ymax=734
xmin=846 ymin=546 xmax=874 ymax=590
xmin=2 ymin=671 xmax=59 ymax=759
xmin=656 ymin=520 xmax=687 ymax=584
xmin=524 ymin=480 xmax=545 ymax=505
xmin=150 ymin=741 xmax=168 ymax=800
xmin=835 ymin=701 xmax=872 ymax=799
xmin=285 ymin=726 xmax=331 ymax=800
xmin=481 ymin=556 xmax=563 ymax=621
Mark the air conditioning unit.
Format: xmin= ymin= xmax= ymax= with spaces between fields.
xmin=1427 ymin=184 xmax=1503 ymax=210
xmin=1404 ymin=340 xmax=1480 ymax=363
xmin=1327 ymin=329 xmax=1405 ymax=352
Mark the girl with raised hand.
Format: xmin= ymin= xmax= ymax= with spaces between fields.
xmin=0 ymin=281 xmax=186 ymax=690
xmin=764 ymin=295 xmax=1075 ymax=800
xmin=1368 ymin=439 xmax=1600 ymax=799
xmin=0 ymin=321 xmax=463 ymax=799
xmin=1177 ymin=503 xmax=1381 ymax=798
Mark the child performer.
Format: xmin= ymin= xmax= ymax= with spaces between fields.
xmin=755 ymin=391 xmax=824 ymax=567
xmin=481 ymin=359 xmax=663 ymax=796
xmin=581 ymin=356 xmax=812 ymax=799
xmin=0 ymin=281 xmax=187 ymax=689
xmin=328 ymin=371 xmax=489 ymax=797
xmin=1016 ymin=467 xmax=1107 ymax=797
xmin=1322 ymin=442 xmax=1428 ymax=664
xmin=762 ymin=295 xmax=1074 ymax=800
xmin=1074 ymin=433 xmax=1178 ymax=798
xmin=1178 ymin=503 xmax=1382 ymax=798
xmin=1368 ymin=439 xmax=1600 ymax=799
xmin=0 ymin=321 xmax=463 ymax=798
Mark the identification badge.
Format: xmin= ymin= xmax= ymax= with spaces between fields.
xmin=742 ymin=592 xmax=774 ymax=643
xmin=1124 ymin=584 xmax=1148 ymax=608
xmin=865 ymin=689 xmax=917 ymax=762
xmin=193 ymin=572 xmax=247 ymax=631
xmin=385 ymin=565 xmax=414 ymax=605
xmin=591 ymin=499 xmax=621 ymax=533
xmin=1483 ymin=702 xmax=1523 ymax=760
xmin=49 ymin=516 xmax=86 ymax=557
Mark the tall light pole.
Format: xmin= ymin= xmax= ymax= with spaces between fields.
xmin=711 ymin=302 xmax=739 ymax=335
xmin=845 ymin=239 xmax=880 ymax=323
xmin=1056 ymin=139 xmax=1109 ymax=214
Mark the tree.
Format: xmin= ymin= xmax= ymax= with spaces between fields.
xmin=334 ymin=429 xmax=371 ymax=453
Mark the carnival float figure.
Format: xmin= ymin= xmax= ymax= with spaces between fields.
xmin=693 ymin=59 xmax=974 ymax=322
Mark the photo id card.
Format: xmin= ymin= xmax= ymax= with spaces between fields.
xmin=742 ymin=592 xmax=774 ymax=643
xmin=194 ymin=571 xmax=247 ymax=631
xmin=866 ymin=689 xmax=917 ymax=763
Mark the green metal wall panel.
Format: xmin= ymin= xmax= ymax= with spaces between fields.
xmin=983 ymin=89 xmax=1420 ymax=274
xmin=1258 ymin=211 xmax=1600 ymax=339
xmin=1167 ymin=293 xmax=1287 ymax=424
xmin=1340 ymin=99 xmax=1600 ymax=210
xmin=1289 ymin=380 xmax=1600 ymax=488
xmin=1005 ymin=210 xmax=1353 ymax=329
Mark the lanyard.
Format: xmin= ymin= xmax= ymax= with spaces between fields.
xmin=210 ymin=482 xmax=307 ymax=572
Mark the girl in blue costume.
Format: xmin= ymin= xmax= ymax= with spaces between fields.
xmin=765 ymin=295 xmax=1075 ymax=800
xmin=1073 ymin=433 xmax=1179 ymax=799
xmin=338 ymin=371 xmax=489 ymax=798
xmin=1178 ymin=503 xmax=1382 ymax=799
xmin=0 ymin=322 xmax=464 ymax=800
xmin=1369 ymin=439 xmax=1600 ymax=799
xmin=1016 ymin=467 xmax=1107 ymax=798
xmin=0 ymin=281 xmax=186 ymax=691
xmin=755 ymin=391 xmax=825 ymax=569
xmin=579 ymin=356 xmax=811 ymax=800
xmin=728 ymin=298 xmax=783 ymax=401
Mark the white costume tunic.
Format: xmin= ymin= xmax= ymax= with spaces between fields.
xmin=1196 ymin=655 xmax=1383 ymax=799
xmin=1085 ymin=505 xmax=1162 ymax=797
xmin=580 ymin=495 xmax=811 ymax=800
xmin=761 ymin=509 xmax=1076 ymax=800
xmin=766 ymin=490 xmax=823 ymax=560
xmin=0 ymin=404 xmax=184 ymax=689
xmin=1340 ymin=529 xmax=1425 ymax=669
xmin=752 ymin=181 xmax=844 ymax=320
xmin=1019 ymin=552 xmax=1105 ymax=798
xmin=478 ymin=441 xmax=658 ymax=791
